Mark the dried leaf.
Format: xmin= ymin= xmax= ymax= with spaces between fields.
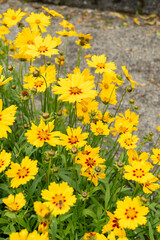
xmin=110 ymin=12 xmax=126 ymax=20
xmin=133 ymin=18 xmax=140 ymax=25
xmin=78 ymin=18 xmax=82 ymax=23
xmin=140 ymin=14 xmax=157 ymax=20
xmin=144 ymin=19 xmax=157 ymax=25
xmin=136 ymin=83 xmax=147 ymax=87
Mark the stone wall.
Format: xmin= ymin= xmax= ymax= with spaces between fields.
xmin=34 ymin=0 xmax=160 ymax=15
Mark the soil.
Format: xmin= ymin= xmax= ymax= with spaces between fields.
xmin=1 ymin=0 xmax=160 ymax=151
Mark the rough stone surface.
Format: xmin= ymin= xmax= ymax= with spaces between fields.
xmin=1 ymin=0 xmax=160 ymax=151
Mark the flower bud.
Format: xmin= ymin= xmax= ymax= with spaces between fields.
xmin=42 ymin=112 xmax=50 ymax=119
xmin=31 ymin=88 xmax=37 ymax=94
xmin=117 ymin=161 xmax=124 ymax=167
xmin=20 ymin=90 xmax=30 ymax=100
xmin=134 ymin=105 xmax=139 ymax=110
xmin=95 ymin=166 xmax=101 ymax=172
xmin=129 ymin=99 xmax=134 ymax=104
xmin=12 ymin=85 xmax=16 ymax=89
xmin=57 ymin=110 xmax=62 ymax=116
xmin=78 ymin=116 xmax=83 ymax=121
xmin=126 ymin=86 xmax=132 ymax=93
xmin=45 ymin=157 xmax=50 ymax=162
xmin=157 ymin=174 xmax=160 ymax=179
xmin=48 ymin=150 xmax=55 ymax=157
xmin=47 ymin=61 xmax=51 ymax=65
xmin=53 ymin=168 xmax=58 ymax=173
xmin=71 ymin=147 xmax=78 ymax=154
xmin=33 ymin=70 xmax=39 ymax=77
xmin=8 ymin=65 xmax=13 ymax=71
xmin=82 ymin=192 xmax=88 ymax=198
xmin=24 ymin=124 xmax=28 ymax=129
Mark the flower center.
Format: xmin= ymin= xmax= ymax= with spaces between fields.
xmin=37 ymin=130 xmax=50 ymax=141
xmin=132 ymin=168 xmax=145 ymax=178
xmin=34 ymin=79 xmax=44 ymax=88
xmin=112 ymin=217 xmax=120 ymax=229
xmin=38 ymin=46 xmax=48 ymax=53
xmin=96 ymin=127 xmax=104 ymax=135
xmin=35 ymin=19 xmax=41 ymax=24
xmin=82 ymin=106 xmax=88 ymax=112
xmin=82 ymin=150 xmax=91 ymax=155
xmin=124 ymin=138 xmax=133 ymax=146
xmin=86 ymin=232 xmax=96 ymax=240
xmin=27 ymin=40 xmax=34 ymax=45
xmin=85 ymin=157 xmax=95 ymax=167
xmin=96 ymin=63 xmax=105 ymax=69
xmin=125 ymin=207 xmax=138 ymax=219
xmin=68 ymin=135 xmax=79 ymax=145
xmin=52 ymin=194 xmax=66 ymax=209
xmin=70 ymin=86 xmax=82 ymax=95
xmin=12 ymin=16 xmax=16 ymax=20
xmin=0 ymin=159 xmax=4 ymax=168
xmin=17 ymin=167 xmax=29 ymax=178
xmin=104 ymin=83 xmax=109 ymax=89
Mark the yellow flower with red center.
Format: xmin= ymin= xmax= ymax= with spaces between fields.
xmin=116 ymin=109 xmax=139 ymax=131
xmin=150 ymin=148 xmax=160 ymax=165
xmin=142 ymin=175 xmax=160 ymax=194
xmin=75 ymin=33 xmax=93 ymax=49
xmin=102 ymin=211 xmax=126 ymax=237
xmin=24 ymin=65 xmax=56 ymax=92
xmin=34 ymin=201 xmax=50 ymax=218
xmin=26 ymin=35 xmax=61 ymax=58
xmin=75 ymin=145 xmax=100 ymax=163
xmin=118 ymin=132 xmax=139 ymax=150
xmin=60 ymin=126 xmax=89 ymax=150
xmin=41 ymin=181 xmax=76 ymax=216
xmin=87 ymin=54 xmax=116 ymax=74
xmin=103 ymin=111 xmax=115 ymax=123
xmin=114 ymin=196 xmax=149 ymax=230
xmin=122 ymin=66 xmax=137 ymax=88
xmin=10 ymin=51 xmax=34 ymax=62
xmin=124 ymin=161 xmax=153 ymax=184
xmin=90 ymin=120 xmax=110 ymax=136
xmin=5 ymin=156 xmax=38 ymax=188
xmin=25 ymin=12 xmax=51 ymax=33
xmin=0 ymin=150 xmax=11 ymax=173
xmin=67 ymin=67 xmax=95 ymax=82
xmin=156 ymin=224 xmax=160 ymax=232
xmin=127 ymin=149 xmax=153 ymax=167
xmin=52 ymin=72 xmax=97 ymax=103
xmin=9 ymin=229 xmax=49 ymax=240
xmin=3 ymin=8 xmax=26 ymax=28
xmin=3 ymin=192 xmax=26 ymax=211
xmin=25 ymin=119 xmax=61 ymax=148
xmin=42 ymin=6 xmax=64 ymax=18
xmin=0 ymin=99 xmax=17 ymax=139
xmin=83 ymin=232 xmax=107 ymax=240
xmin=38 ymin=220 xmax=49 ymax=234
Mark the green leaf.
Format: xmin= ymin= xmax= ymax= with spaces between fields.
xmin=148 ymin=221 xmax=154 ymax=240
xmin=29 ymin=173 xmax=44 ymax=195
xmin=82 ymin=208 xmax=97 ymax=219
xmin=0 ymin=184 xmax=12 ymax=195
xmin=105 ymin=183 xmax=110 ymax=209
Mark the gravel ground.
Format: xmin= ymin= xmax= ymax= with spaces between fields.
xmin=1 ymin=0 xmax=160 ymax=151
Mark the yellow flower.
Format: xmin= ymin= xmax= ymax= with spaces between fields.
xmin=150 ymin=148 xmax=160 ymax=165
xmin=99 ymin=82 xmax=117 ymax=105
xmin=122 ymin=66 xmax=137 ymax=88
xmin=0 ymin=150 xmax=11 ymax=173
xmin=0 ymin=66 xmax=12 ymax=86
xmin=103 ymin=111 xmax=115 ymax=123
xmin=41 ymin=181 xmax=76 ymax=216
xmin=60 ymin=126 xmax=89 ymax=150
xmin=124 ymin=161 xmax=153 ymax=184
xmin=59 ymin=19 xmax=75 ymax=30
xmin=38 ymin=220 xmax=49 ymax=234
xmin=102 ymin=211 xmax=126 ymax=237
xmin=118 ymin=132 xmax=139 ymax=150
xmin=0 ymin=99 xmax=17 ymax=139
xmin=52 ymin=72 xmax=97 ymax=103
xmin=83 ymin=232 xmax=107 ymax=240
xmin=5 ymin=156 xmax=38 ymax=188
xmin=142 ymin=175 xmax=160 ymax=194
xmin=67 ymin=67 xmax=95 ymax=82
xmin=90 ymin=120 xmax=110 ymax=136
xmin=75 ymin=33 xmax=92 ymax=49
xmin=56 ymin=29 xmax=77 ymax=37
xmin=10 ymin=51 xmax=34 ymax=62
xmin=127 ymin=149 xmax=152 ymax=167
xmin=114 ymin=196 xmax=149 ymax=230
xmin=0 ymin=25 xmax=10 ymax=36
xmin=25 ymin=119 xmax=61 ymax=148
xmin=26 ymin=35 xmax=61 ymax=58
xmin=3 ymin=8 xmax=26 ymax=28
xmin=3 ymin=192 xmax=26 ymax=211
xmin=42 ymin=6 xmax=64 ymax=18
xmin=9 ymin=229 xmax=49 ymax=240
xmin=34 ymin=201 xmax=50 ymax=218
xmin=75 ymin=145 xmax=100 ymax=163
xmin=156 ymin=224 xmax=160 ymax=232
xmin=116 ymin=109 xmax=139 ymax=130
xmin=25 ymin=12 xmax=50 ymax=33
xmin=87 ymin=54 xmax=116 ymax=74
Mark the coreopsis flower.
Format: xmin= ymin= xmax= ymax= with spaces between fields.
xmin=103 ymin=111 xmax=115 ymax=123
xmin=15 ymin=27 xmax=40 ymax=55
xmin=90 ymin=120 xmax=110 ymax=136
xmin=118 ymin=132 xmax=139 ymax=150
xmin=0 ymin=99 xmax=17 ymax=139
xmin=83 ymin=232 xmax=107 ymax=240
xmin=101 ymin=72 xmax=123 ymax=86
xmin=10 ymin=50 xmax=34 ymax=62
xmin=76 ymin=98 xmax=99 ymax=124
xmin=24 ymin=65 xmax=56 ymax=92
xmin=0 ymin=150 xmax=11 ymax=173
xmin=25 ymin=12 xmax=51 ymax=33
xmin=42 ymin=6 xmax=64 ymax=18
xmin=127 ymin=149 xmax=153 ymax=167
xmin=41 ymin=181 xmax=76 ymax=216
xmin=0 ymin=25 xmax=10 ymax=36
xmin=38 ymin=220 xmax=49 ymax=234
xmin=34 ymin=201 xmax=50 ymax=218
xmin=150 ymin=148 xmax=160 ymax=165
xmin=26 ymin=35 xmax=61 ymax=58
xmin=9 ymin=229 xmax=49 ymax=240
xmin=60 ymin=126 xmax=89 ymax=150
xmin=99 ymin=83 xmax=117 ymax=105
xmin=55 ymin=55 xmax=65 ymax=66
xmin=114 ymin=196 xmax=149 ymax=230
xmin=3 ymin=192 xmax=26 ymax=211
xmin=142 ymin=175 xmax=160 ymax=194
xmin=67 ymin=67 xmax=95 ymax=82
xmin=56 ymin=29 xmax=77 ymax=37
xmin=25 ymin=119 xmax=61 ymax=148
xmin=124 ymin=161 xmax=153 ymax=184
xmin=75 ymin=33 xmax=92 ymax=49
xmin=102 ymin=211 xmax=126 ymax=237
xmin=86 ymin=54 xmax=116 ymax=74
xmin=59 ymin=19 xmax=75 ymax=30
xmin=52 ymin=72 xmax=97 ymax=103
xmin=3 ymin=8 xmax=26 ymax=28
xmin=5 ymin=156 xmax=38 ymax=188
xmin=156 ymin=224 xmax=160 ymax=232
xmin=75 ymin=145 xmax=100 ymax=163
xmin=82 ymin=164 xmax=106 ymax=186
xmin=116 ymin=109 xmax=139 ymax=130
xmin=122 ymin=66 xmax=137 ymax=88
xmin=0 ymin=66 xmax=12 ymax=86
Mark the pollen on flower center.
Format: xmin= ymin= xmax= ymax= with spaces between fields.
xmin=12 ymin=16 xmax=16 ymax=20
xmin=96 ymin=127 xmax=104 ymax=135
xmin=38 ymin=46 xmax=48 ymax=53
xmin=68 ymin=135 xmax=79 ymax=144
xmin=70 ymin=86 xmax=82 ymax=95
xmin=133 ymin=168 xmax=145 ymax=178
xmin=124 ymin=138 xmax=133 ymax=146
xmin=82 ymin=106 xmax=88 ymax=112
xmin=85 ymin=157 xmax=95 ymax=167
xmin=0 ymin=159 xmax=4 ymax=168
xmin=96 ymin=63 xmax=105 ymax=69
xmin=37 ymin=130 xmax=50 ymax=141
xmin=125 ymin=207 xmax=138 ymax=219
xmin=34 ymin=80 xmax=44 ymax=87
xmin=35 ymin=19 xmax=41 ymax=24
xmin=17 ymin=167 xmax=29 ymax=178
xmin=52 ymin=194 xmax=66 ymax=209
xmin=104 ymin=83 xmax=109 ymax=89
xmin=27 ymin=40 xmax=34 ymax=45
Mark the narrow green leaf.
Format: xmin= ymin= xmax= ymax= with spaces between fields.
xmin=148 ymin=221 xmax=154 ymax=240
